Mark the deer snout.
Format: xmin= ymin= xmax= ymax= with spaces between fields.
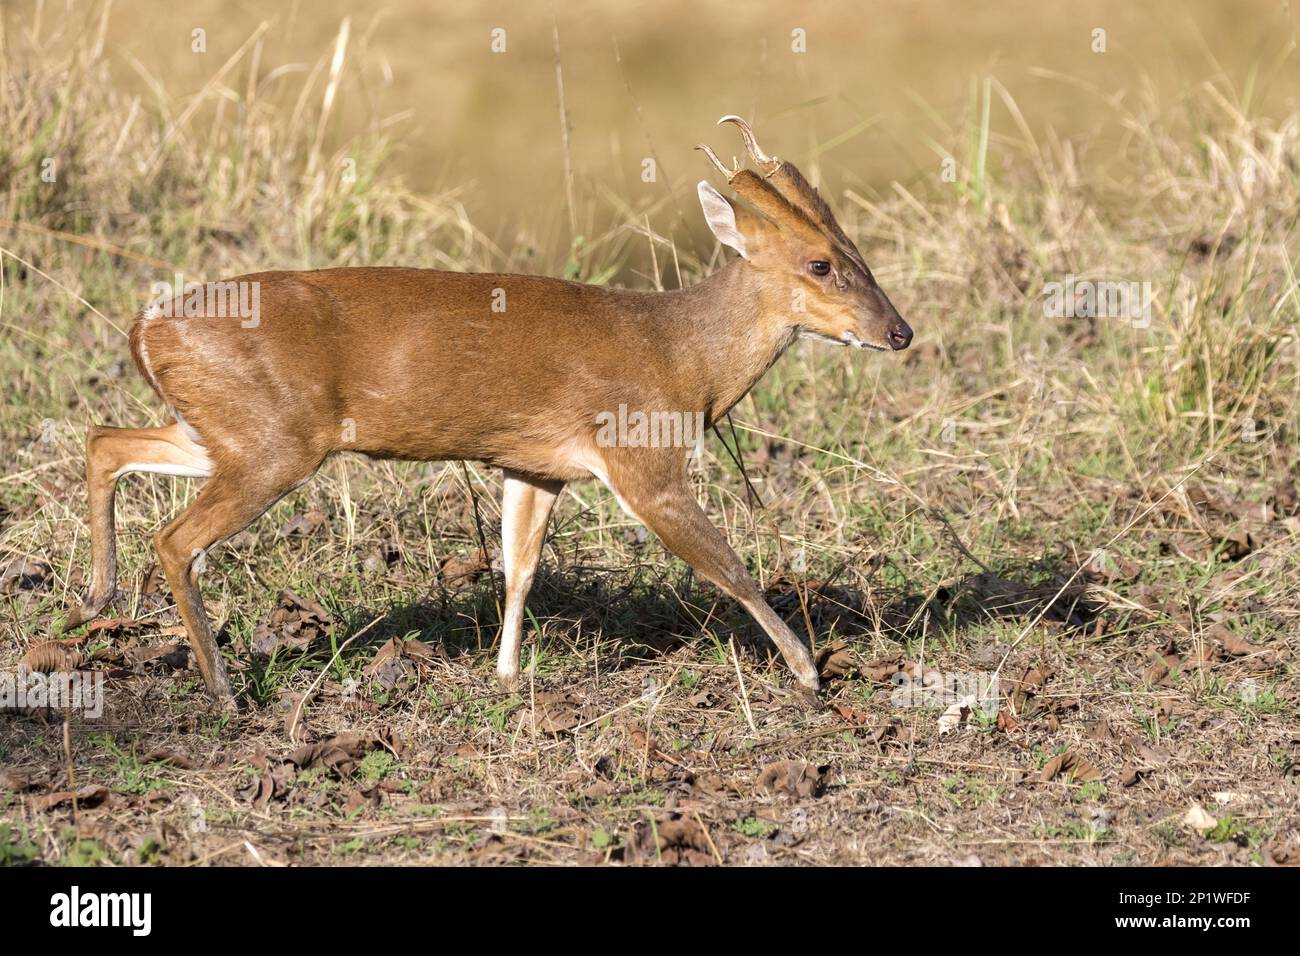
xmin=887 ymin=319 xmax=913 ymax=351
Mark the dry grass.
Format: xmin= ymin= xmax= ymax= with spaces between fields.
xmin=1 ymin=11 xmax=1298 ymax=866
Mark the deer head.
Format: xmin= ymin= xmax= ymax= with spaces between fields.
xmin=696 ymin=115 xmax=912 ymax=352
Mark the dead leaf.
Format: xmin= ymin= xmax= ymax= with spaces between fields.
xmin=143 ymin=748 xmax=195 ymax=769
xmin=439 ymin=550 xmax=490 ymax=586
xmin=513 ymin=691 xmax=586 ymax=736
xmin=626 ymin=813 xmax=715 ymax=866
xmin=362 ymin=636 xmax=441 ymax=689
xmin=938 ymin=700 xmax=971 ymax=736
xmin=1264 ymin=839 xmax=1300 ymax=867
xmin=286 ymin=730 xmax=403 ymax=774
xmin=1183 ymin=803 xmax=1217 ymax=834
xmin=18 ymin=641 xmax=84 ymax=673
xmin=756 ymin=761 xmax=827 ymax=798
xmin=0 ymin=557 xmax=50 ymax=594
xmin=815 ymin=641 xmax=856 ymax=681
xmin=276 ymin=509 xmax=326 ymax=539
xmin=1216 ymin=527 xmax=1255 ymax=561
xmin=248 ymin=590 xmax=333 ymax=658
xmin=688 ymin=689 xmax=717 ymax=708
xmin=832 ymin=702 xmax=870 ymax=732
xmin=1038 ymin=751 xmax=1101 ymax=784
xmin=30 ymin=785 xmax=114 ymax=811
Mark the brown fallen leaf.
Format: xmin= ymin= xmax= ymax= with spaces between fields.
xmin=1208 ymin=624 xmax=1278 ymax=667
xmin=1183 ymin=803 xmax=1217 ymax=834
xmin=143 ymin=748 xmax=195 ymax=769
xmin=937 ymin=700 xmax=971 ymax=736
xmin=276 ymin=509 xmax=326 ymax=539
xmin=18 ymin=641 xmax=85 ymax=673
xmin=0 ymin=557 xmax=50 ymax=593
xmin=832 ymin=702 xmax=871 ymax=732
xmin=1038 ymin=751 xmax=1101 ymax=784
xmin=513 ymin=691 xmax=586 ymax=736
xmin=362 ymin=636 xmax=441 ymax=689
xmin=1216 ymin=527 xmax=1255 ymax=561
xmin=816 ymin=640 xmax=857 ymax=681
xmin=1119 ymin=765 xmax=1146 ymax=788
xmin=756 ymin=761 xmax=827 ymax=798
xmin=439 ymin=550 xmax=491 ymax=586
xmin=248 ymin=590 xmax=333 ymax=658
xmin=863 ymin=654 xmax=909 ymax=684
xmin=286 ymin=730 xmax=403 ymax=774
xmin=625 ymin=813 xmax=716 ymax=866
xmin=1264 ymin=839 xmax=1300 ymax=867
xmin=30 ymin=785 xmax=115 ymax=811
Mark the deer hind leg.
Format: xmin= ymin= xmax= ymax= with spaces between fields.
xmin=65 ymin=421 xmax=213 ymax=628
xmin=497 ymin=470 xmax=564 ymax=688
xmin=598 ymin=455 xmax=821 ymax=694
xmin=153 ymin=463 xmax=319 ymax=709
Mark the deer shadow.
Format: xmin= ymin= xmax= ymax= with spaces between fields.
xmin=329 ymin=551 xmax=1103 ymax=676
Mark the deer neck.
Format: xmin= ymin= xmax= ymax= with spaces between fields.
xmin=660 ymin=260 xmax=797 ymax=422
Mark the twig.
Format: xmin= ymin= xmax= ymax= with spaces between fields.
xmin=730 ymin=638 xmax=758 ymax=733
xmin=287 ymin=613 xmax=385 ymax=743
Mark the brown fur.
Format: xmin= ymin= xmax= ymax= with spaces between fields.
xmin=67 ymin=119 xmax=912 ymax=709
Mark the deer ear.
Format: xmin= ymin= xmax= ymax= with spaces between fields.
xmin=697 ymin=181 xmax=747 ymax=258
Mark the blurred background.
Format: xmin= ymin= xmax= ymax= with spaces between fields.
xmin=6 ymin=0 xmax=1299 ymax=261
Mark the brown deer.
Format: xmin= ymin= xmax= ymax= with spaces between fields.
xmin=64 ymin=116 xmax=911 ymax=710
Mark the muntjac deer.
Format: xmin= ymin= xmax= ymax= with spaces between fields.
xmin=65 ymin=116 xmax=912 ymax=710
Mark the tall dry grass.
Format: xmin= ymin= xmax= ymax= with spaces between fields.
xmin=0 ymin=13 xmax=1296 ymax=637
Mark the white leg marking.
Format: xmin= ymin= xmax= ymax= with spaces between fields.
xmin=111 ymin=461 xmax=212 ymax=480
xmin=496 ymin=474 xmax=560 ymax=679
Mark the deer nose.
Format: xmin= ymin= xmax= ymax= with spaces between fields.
xmin=887 ymin=321 xmax=913 ymax=351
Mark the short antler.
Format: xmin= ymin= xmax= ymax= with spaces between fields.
xmin=717 ymin=114 xmax=782 ymax=177
xmin=694 ymin=142 xmax=739 ymax=180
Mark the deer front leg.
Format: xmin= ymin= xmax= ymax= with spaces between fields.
xmin=497 ymin=470 xmax=564 ymax=688
xmin=599 ymin=457 xmax=820 ymax=695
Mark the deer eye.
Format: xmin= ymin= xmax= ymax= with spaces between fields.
xmin=808 ymin=260 xmax=831 ymax=277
